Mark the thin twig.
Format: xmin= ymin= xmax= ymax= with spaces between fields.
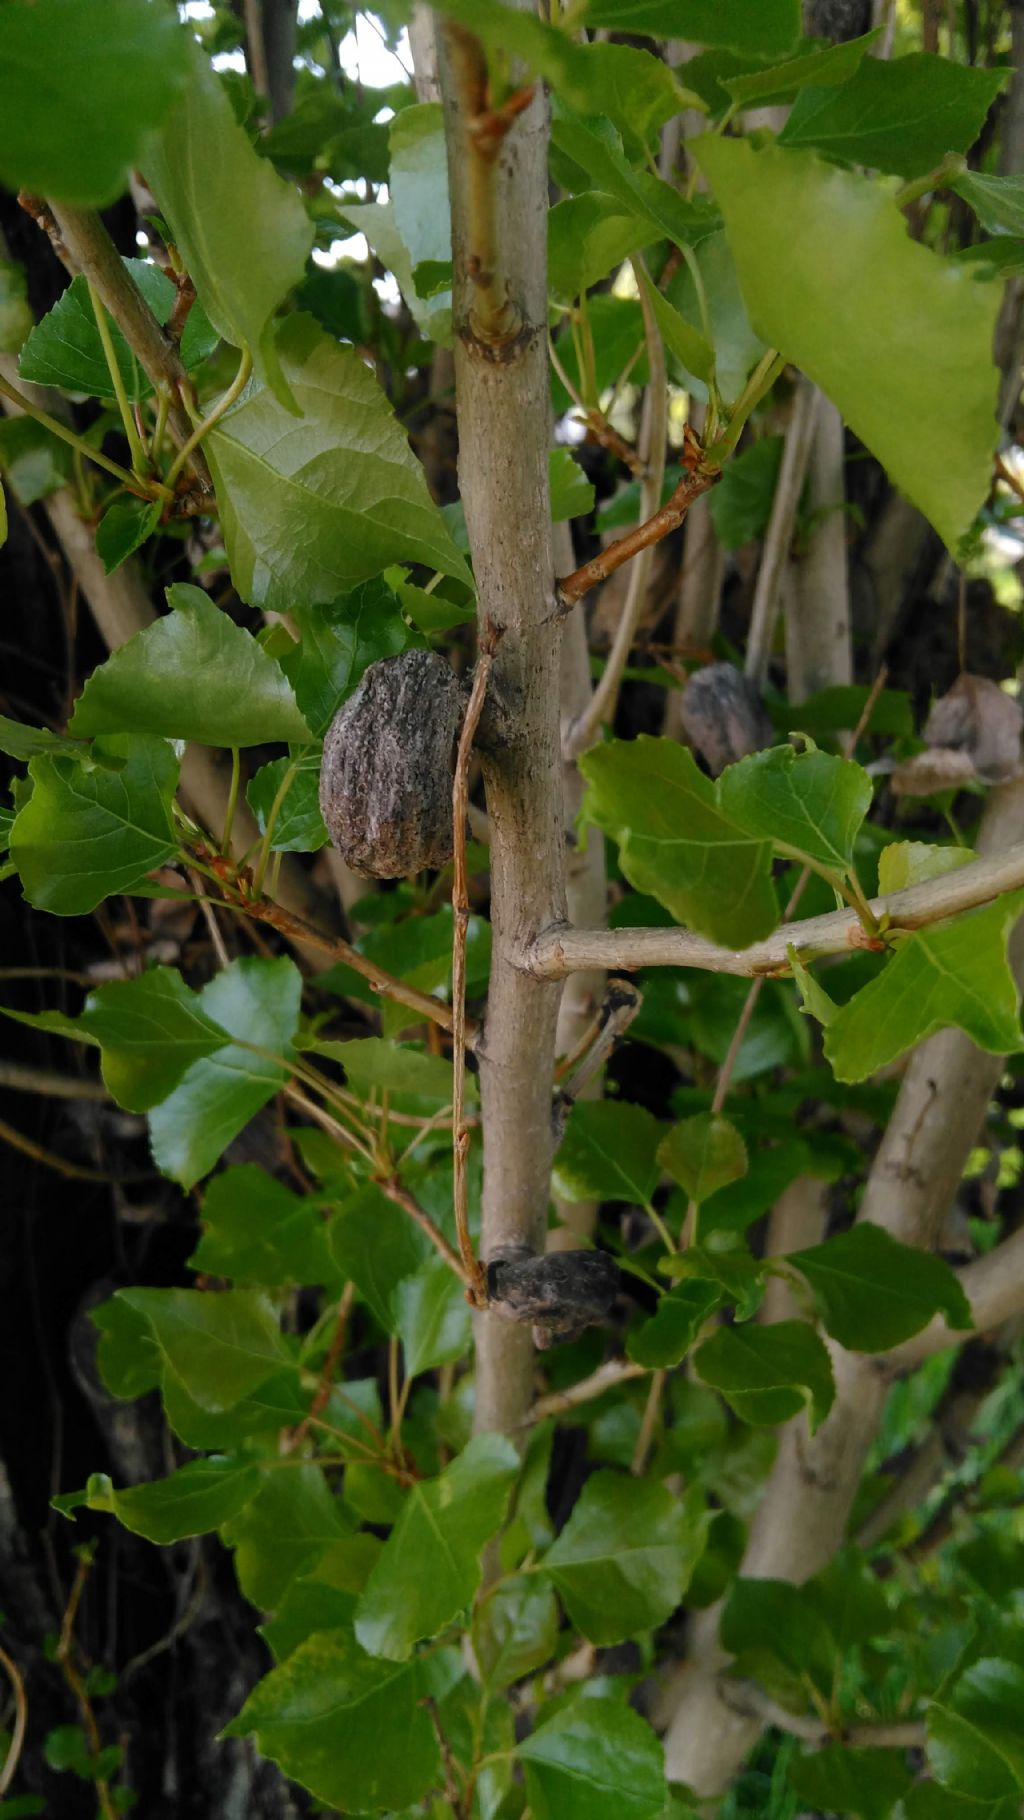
xmin=230 ymin=889 xmax=468 ymax=1039
xmin=631 ymin=1368 xmax=666 ymax=1475
xmin=745 ymin=377 xmax=820 ymax=688
xmin=0 ymin=1060 xmax=109 ymax=1102
xmin=36 ymin=201 xmax=213 ymax=498
xmin=681 ymin=869 xmax=811 ymax=1250
xmin=0 ymin=1115 xmax=152 ymax=1184
xmin=56 ymin=1553 xmax=117 ymax=1820
xmin=286 ymin=1283 xmax=354 ymax=1451
xmin=563 ymin=259 xmax=670 ymax=759
xmin=0 ymin=1642 xmax=27 ymax=1798
xmin=557 ymin=425 xmax=719 ymax=614
xmin=243 ymin=0 xmax=271 ymax=100
xmin=377 ymin=1174 xmax=474 ymax=1287
xmin=452 ymin=629 xmax=501 ymax=1307
xmin=720 ymin=1681 xmax=926 ymax=1750
xmin=526 ymin=1357 xmax=648 ymax=1423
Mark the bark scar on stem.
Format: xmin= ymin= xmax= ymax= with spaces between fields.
xmin=444 ymin=21 xmax=535 ymax=352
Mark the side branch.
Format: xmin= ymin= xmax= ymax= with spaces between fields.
xmin=556 ymin=427 xmax=721 ymax=611
xmin=884 ymin=1222 xmax=1024 ymax=1375
xmin=33 ymin=200 xmax=213 ymax=500
xmin=526 ymin=840 xmax=1024 ymax=979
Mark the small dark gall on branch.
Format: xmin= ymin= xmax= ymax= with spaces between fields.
xmin=487 ymin=1246 xmax=621 ymax=1349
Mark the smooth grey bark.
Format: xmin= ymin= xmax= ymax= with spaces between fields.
xmin=785 ymin=396 xmax=853 ymax=702
xmin=439 ymin=15 xmax=567 ymax=1434
xmin=551 ymin=521 xmax=607 ymax=1248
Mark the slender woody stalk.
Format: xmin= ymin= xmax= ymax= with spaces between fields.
xmin=439 ymin=14 xmax=567 ymax=1437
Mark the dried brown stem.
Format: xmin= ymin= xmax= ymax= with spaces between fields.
xmin=0 ymin=1643 xmax=27 ymax=1798
xmin=286 ymin=1282 xmax=355 ymax=1450
xmin=557 ymin=428 xmax=720 ymax=611
xmin=236 ymin=890 xmax=468 ymax=1040
xmin=452 ymin=629 xmax=502 ymax=1308
xmin=376 ymin=1174 xmax=473 ymax=1287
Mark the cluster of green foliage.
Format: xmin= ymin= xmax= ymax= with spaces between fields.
xmin=2 ymin=0 xmax=1024 ymax=1816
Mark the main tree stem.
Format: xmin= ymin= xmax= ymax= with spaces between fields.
xmin=439 ymin=14 xmax=566 ymax=1436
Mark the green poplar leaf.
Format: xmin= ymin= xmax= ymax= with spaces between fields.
xmin=472 ymin=1576 xmax=561 ymax=1689
xmin=147 ymin=955 xmax=303 ymax=1189
xmin=222 ymin=1629 xmax=440 ymax=1812
xmin=10 ymin=733 xmax=179 ymax=915
xmin=207 ymin=314 xmax=471 ymax=608
xmin=327 ymin=1184 xmax=431 ymax=1334
xmin=876 ymin=841 xmax=974 ymax=893
xmin=660 ymin=1246 xmax=765 ymax=1322
xmin=581 ymin=736 xmax=778 ymax=948
xmin=95 ymin=498 xmax=162 ymax=575
xmin=663 ymin=229 xmax=767 ymax=405
xmin=395 ymin=1253 xmax=472 ymax=1378
xmin=222 ymin=1465 xmax=354 ymax=1611
xmin=952 ymin=170 xmax=1024 ymax=238
xmin=0 ymin=417 xmax=72 ymax=505
xmin=552 ymin=115 xmax=716 ymax=254
xmin=246 ymin=753 xmax=328 ymax=854
xmin=0 ymin=0 xmax=188 ymax=206
xmin=779 ymin=54 xmax=1007 ymax=179
xmin=19 ymin=263 xmax=210 ymax=401
xmin=517 ymin=1698 xmax=668 ymax=1820
xmin=584 ymin=0 xmax=800 ymax=53
xmin=59 ymin=967 xmax=226 ymax=1112
xmin=309 ymin=1036 xmax=459 ymax=1103
xmin=78 ymin=1458 xmax=261 ymax=1545
xmin=658 ymin=1113 xmax=748 ymax=1204
xmin=144 ymin=39 xmax=313 ymax=411
xmin=708 ymin=435 xmax=784 ymax=548
xmin=927 ymin=1659 xmax=1024 ymax=1800
xmin=70 ymin=584 xmax=312 ymax=746
xmin=823 ymin=897 xmax=1024 ymax=1084
xmin=354 ymin=1433 xmax=519 ymax=1659
xmin=90 ymin=1297 xmax=161 ymax=1401
xmin=695 ymin=1320 xmax=835 ymax=1428
xmin=551 ymin=293 xmax=650 ymax=412
xmin=0 ymin=258 xmax=32 ymax=354
xmin=789 ymin=1746 xmax=913 ymax=1820
xmin=786 ymin=1222 xmax=973 ymax=1352
xmin=553 ymin=1099 xmax=664 ymax=1206
xmin=539 ymin=1472 xmax=708 ymax=1644
xmin=279 ymin=579 xmax=411 ymax=737
xmin=722 ymin=1577 xmax=836 ymax=1687
xmin=635 ymin=264 xmax=714 ymax=384
xmin=0 ymin=715 xmax=89 ymax=763
xmin=628 ymin=1280 xmax=723 ymax=1369
xmin=550 ymin=447 xmax=597 ymax=522
xmin=719 ymin=745 xmax=873 ymax=872
xmin=389 ymin=103 xmax=450 ymax=277
xmin=260 ymin=1536 xmax=382 ymax=1662
xmin=694 ymin=136 xmax=1000 ymax=549
xmin=160 ymin=1371 xmax=308 ymax=1454
xmin=723 ymin=30 xmax=882 ymax=109
xmin=117 ymin=1287 xmax=289 ymax=1414
xmin=548 ymin=192 xmax=661 ymax=307
xmin=190 ymin=1165 xmax=335 ymax=1288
